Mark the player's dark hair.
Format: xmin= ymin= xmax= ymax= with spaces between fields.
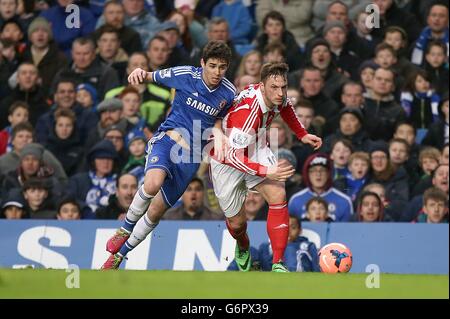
xmin=260 ymin=62 xmax=289 ymax=83
xmin=201 ymin=40 xmax=232 ymax=65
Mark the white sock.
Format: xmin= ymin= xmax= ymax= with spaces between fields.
xmin=120 ymin=214 xmax=158 ymax=256
xmin=122 ymin=185 xmax=153 ymax=233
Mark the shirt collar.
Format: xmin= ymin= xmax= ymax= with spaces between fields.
xmin=256 ymin=86 xmax=280 ymax=114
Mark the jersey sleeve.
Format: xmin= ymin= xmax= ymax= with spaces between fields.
xmin=152 ymin=66 xmax=195 ymax=91
xmin=280 ymin=99 xmax=308 ymax=140
xmin=225 ymin=104 xmax=268 ymax=177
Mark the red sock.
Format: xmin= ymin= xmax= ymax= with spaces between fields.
xmin=267 ymin=202 xmax=289 ymax=264
xmin=226 ymin=219 xmax=249 ymax=250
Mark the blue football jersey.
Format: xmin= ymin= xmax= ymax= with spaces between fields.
xmin=152 ymin=66 xmax=235 ymax=152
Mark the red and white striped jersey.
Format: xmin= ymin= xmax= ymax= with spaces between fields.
xmin=214 ymin=84 xmax=308 ymax=177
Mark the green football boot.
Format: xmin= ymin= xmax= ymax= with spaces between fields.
xmin=235 ymin=244 xmax=251 ymax=272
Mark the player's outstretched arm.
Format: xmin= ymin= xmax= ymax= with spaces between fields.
xmin=128 ymin=68 xmax=154 ymax=85
xmin=301 ymin=134 xmax=322 ymax=150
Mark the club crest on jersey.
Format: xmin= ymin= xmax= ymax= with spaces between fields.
xmin=160 ymin=69 xmax=171 ymax=78
xmin=218 ymin=100 xmax=227 ymax=111
xmin=150 ymin=156 xmax=159 ymax=163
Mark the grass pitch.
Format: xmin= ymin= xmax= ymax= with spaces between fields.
xmin=0 ymin=269 xmax=447 ymax=299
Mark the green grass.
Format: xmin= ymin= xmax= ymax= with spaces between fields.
xmin=0 ymin=269 xmax=447 ymax=299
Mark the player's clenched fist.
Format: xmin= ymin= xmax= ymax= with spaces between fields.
xmin=128 ymin=68 xmax=149 ymax=85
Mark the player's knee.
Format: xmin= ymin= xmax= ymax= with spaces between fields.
xmin=143 ymin=179 xmax=159 ymax=196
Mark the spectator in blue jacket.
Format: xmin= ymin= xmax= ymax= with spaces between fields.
xmin=212 ymin=0 xmax=252 ymax=45
xmin=288 ymin=153 xmax=354 ymax=222
xmin=67 ymin=139 xmax=118 ymax=219
xmin=259 ymin=215 xmax=320 ymax=272
xmin=41 ymin=0 xmax=96 ymax=56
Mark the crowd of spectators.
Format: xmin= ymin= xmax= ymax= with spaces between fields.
xmin=0 ymin=0 xmax=448 ymax=229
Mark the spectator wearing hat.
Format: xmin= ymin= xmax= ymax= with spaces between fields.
xmin=96 ymin=173 xmax=138 ymax=220
xmin=0 ymin=122 xmax=67 ymax=183
xmin=22 ymin=177 xmax=56 ymax=219
xmin=122 ymin=132 xmax=146 ymax=186
xmin=84 ymin=97 xmax=132 ymax=151
xmin=423 ymin=91 xmax=449 ymax=150
xmin=76 ymin=83 xmax=99 ymax=112
xmin=51 ymin=37 xmax=120 ymax=99
xmin=0 ymin=188 xmax=27 ymax=219
xmin=255 ymin=11 xmax=303 ymax=72
xmin=0 ymin=142 xmax=63 ymax=199
xmin=0 ymin=62 xmax=49 ymax=130
xmin=368 ymin=140 xmax=410 ymax=203
xmin=103 ymin=124 xmax=128 ymax=170
xmin=92 ymin=0 xmax=142 ymax=56
xmin=323 ymin=20 xmax=362 ymax=80
xmin=20 ymin=16 xmax=68 ymax=96
xmin=67 ymin=139 xmax=118 ymax=219
xmin=44 ymin=108 xmax=85 ymax=177
xmin=35 ymin=79 xmax=99 ymax=145
xmin=40 ymin=0 xmax=96 ymax=56
xmin=288 ymin=153 xmax=354 ymax=222
xmin=358 ymin=60 xmax=379 ymax=92
xmin=164 ymin=177 xmax=223 ymax=220
xmin=362 ymin=68 xmax=407 ymax=141
xmin=322 ymin=107 xmax=374 ymax=153
xmin=56 ymin=197 xmax=81 ymax=220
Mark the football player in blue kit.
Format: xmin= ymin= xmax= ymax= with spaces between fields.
xmin=102 ymin=41 xmax=235 ymax=269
